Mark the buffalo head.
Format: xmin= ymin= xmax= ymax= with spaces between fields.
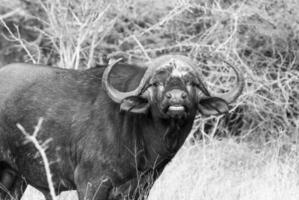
xmin=102 ymin=55 xmax=244 ymax=119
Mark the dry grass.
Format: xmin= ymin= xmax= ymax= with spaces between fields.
xmin=149 ymin=138 xmax=299 ymax=200
xmin=0 ymin=0 xmax=299 ymax=199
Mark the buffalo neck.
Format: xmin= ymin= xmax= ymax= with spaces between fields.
xmin=116 ymin=110 xmax=195 ymax=171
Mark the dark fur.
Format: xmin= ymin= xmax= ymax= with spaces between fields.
xmin=0 ymin=63 xmax=196 ymax=200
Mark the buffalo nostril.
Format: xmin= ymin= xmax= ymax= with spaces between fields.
xmin=181 ymin=92 xmax=187 ymax=99
xmin=166 ymin=93 xmax=172 ymax=99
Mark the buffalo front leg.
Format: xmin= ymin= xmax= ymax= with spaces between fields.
xmin=76 ymin=177 xmax=113 ymax=200
xmin=0 ymin=165 xmax=27 ymax=200
xmin=75 ymin=166 xmax=113 ymax=200
xmin=9 ymin=177 xmax=27 ymax=200
xmin=0 ymin=173 xmax=27 ymax=200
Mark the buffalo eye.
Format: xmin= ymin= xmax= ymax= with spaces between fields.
xmin=151 ymin=81 xmax=162 ymax=87
xmin=153 ymin=82 xmax=159 ymax=87
xmin=186 ymin=80 xmax=199 ymax=87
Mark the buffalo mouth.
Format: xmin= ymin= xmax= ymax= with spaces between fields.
xmin=164 ymin=105 xmax=188 ymax=118
xmin=168 ymin=105 xmax=185 ymax=111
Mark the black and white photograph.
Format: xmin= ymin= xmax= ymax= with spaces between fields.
xmin=0 ymin=0 xmax=298 ymax=199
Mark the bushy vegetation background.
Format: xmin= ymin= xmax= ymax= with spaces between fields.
xmin=0 ymin=0 xmax=299 ymax=199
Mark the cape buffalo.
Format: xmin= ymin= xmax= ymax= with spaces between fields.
xmin=0 ymin=55 xmax=244 ymax=200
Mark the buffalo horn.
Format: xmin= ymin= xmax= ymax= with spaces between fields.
xmin=211 ymin=60 xmax=245 ymax=103
xmin=102 ymin=58 xmax=154 ymax=103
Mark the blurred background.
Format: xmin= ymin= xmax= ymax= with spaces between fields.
xmin=0 ymin=0 xmax=299 ymax=199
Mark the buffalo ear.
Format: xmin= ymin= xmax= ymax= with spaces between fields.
xmin=197 ymin=97 xmax=229 ymax=116
xmin=120 ymin=96 xmax=150 ymax=114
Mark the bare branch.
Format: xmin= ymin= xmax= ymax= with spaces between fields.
xmin=0 ymin=8 xmax=23 ymax=21
xmin=0 ymin=19 xmax=37 ymax=64
xmin=16 ymin=118 xmax=57 ymax=200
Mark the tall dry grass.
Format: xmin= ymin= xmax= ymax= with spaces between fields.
xmin=149 ymin=138 xmax=299 ymax=200
xmin=0 ymin=0 xmax=298 ymax=199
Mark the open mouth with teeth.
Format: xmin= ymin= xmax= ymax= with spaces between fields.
xmin=166 ymin=105 xmax=187 ymax=118
xmin=168 ymin=105 xmax=185 ymax=112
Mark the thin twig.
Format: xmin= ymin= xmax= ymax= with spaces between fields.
xmin=0 ymin=8 xmax=22 ymax=20
xmin=132 ymin=35 xmax=151 ymax=62
xmin=0 ymin=19 xmax=37 ymax=63
xmin=16 ymin=118 xmax=57 ymax=200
